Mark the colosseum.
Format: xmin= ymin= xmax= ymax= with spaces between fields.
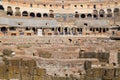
xmin=0 ymin=0 xmax=120 ymax=80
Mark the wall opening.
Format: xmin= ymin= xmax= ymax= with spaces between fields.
xmin=7 ymin=6 xmax=13 ymax=16
xmin=107 ymin=9 xmax=112 ymax=17
xmin=1 ymin=27 xmax=7 ymax=34
xmin=87 ymin=14 xmax=92 ymax=18
xmin=43 ymin=13 xmax=48 ymax=17
xmin=30 ymin=12 xmax=35 ymax=17
xmin=114 ymin=8 xmax=119 ymax=17
xmin=99 ymin=9 xmax=105 ymax=17
xmin=75 ymin=14 xmax=79 ymax=18
xmin=0 ymin=5 xmax=4 ymax=10
xmin=81 ymin=14 xmax=86 ymax=18
xmin=49 ymin=13 xmax=54 ymax=18
xmin=22 ymin=11 xmax=28 ymax=16
xmin=36 ymin=13 xmax=41 ymax=17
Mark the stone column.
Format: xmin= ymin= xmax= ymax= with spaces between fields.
xmin=57 ymin=27 xmax=59 ymax=35
xmin=62 ymin=27 xmax=65 ymax=35
xmin=67 ymin=28 xmax=70 ymax=35
xmin=70 ymin=28 xmax=72 ymax=35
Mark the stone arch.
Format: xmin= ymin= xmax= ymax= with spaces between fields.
xmin=62 ymin=14 xmax=67 ymax=19
xmin=87 ymin=14 xmax=92 ymax=18
xmin=68 ymin=14 xmax=74 ymax=18
xmin=64 ymin=27 xmax=67 ymax=32
xmin=26 ymin=27 xmax=31 ymax=31
xmin=107 ymin=9 xmax=112 ymax=17
xmin=43 ymin=13 xmax=48 ymax=17
xmin=75 ymin=13 xmax=79 ymax=18
xmin=81 ymin=14 xmax=86 ymax=18
xmin=9 ymin=27 xmax=16 ymax=31
xmin=64 ymin=27 xmax=69 ymax=34
xmin=22 ymin=11 xmax=28 ymax=16
xmin=77 ymin=28 xmax=80 ymax=32
xmin=0 ymin=5 xmax=4 ymax=10
xmin=30 ymin=12 xmax=35 ymax=17
xmin=32 ymin=27 xmax=36 ymax=32
xmin=15 ymin=7 xmax=21 ymax=16
xmin=49 ymin=13 xmax=54 ymax=18
xmin=7 ymin=6 xmax=13 ymax=16
xmin=114 ymin=8 xmax=119 ymax=17
xmin=1 ymin=27 xmax=7 ymax=34
xmin=51 ymin=28 xmax=54 ymax=31
xmin=36 ymin=13 xmax=41 ymax=17
xmin=62 ymin=14 xmax=67 ymax=21
xmin=99 ymin=9 xmax=105 ymax=17
xmin=93 ymin=10 xmax=98 ymax=18
xmin=77 ymin=28 xmax=80 ymax=34
xmin=55 ymin=13 xmax=61 ymax=18
xmin=71 ymin=27 xmax=76 ymax=35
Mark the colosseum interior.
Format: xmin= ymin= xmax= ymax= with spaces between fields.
xmin=0 ymin=0 xmax=120 ymax=80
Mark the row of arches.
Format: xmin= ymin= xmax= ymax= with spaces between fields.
xmin=12 ymin=9 xmax=120 ymax=18
xmin=0 ymin=26 xmax=112 ymax=36
xmin=22 ymin=11 xmax=54 ymax=18
xmin=0 ymin=5 xmax=119 ymax=18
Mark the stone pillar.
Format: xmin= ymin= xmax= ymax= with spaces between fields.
xmin=72 ymin=27 xmax=76 ymax=35
xmin=57 ymin=27 xmax=59 ymax=35
xmin=63 ymin=27 xmax=65 ymax=35
xmin=60 ymin=27 xmax=62 ymax=33
xmin=70 ymin=28 xmax=72 ymax=35
xmin=68 ymin=28 xmax=70 ymax=35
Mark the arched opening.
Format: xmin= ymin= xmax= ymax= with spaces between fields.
xmin=65 ymin=27 xmax=69 ymax=34
xmin=77 ymin=28 xmax=80 ymax=32
xmin=78 ymin=28 xmax=82 ymax=34
xmin=9 ymin=27 xmax=16 ymax=31
xmin=0 ymin=5 xmax=4 ymax=10
xmin=15 ymin=7 xmax=21 ymax=16
xmin=107 ymin=9 xmax=112 ymax=17
xmin=93 ymin=10 xmax=98 ymax=18
xmin=87 ymin=14 xmax=92 ymax=18
xmin=93 ymin=14 xmax=97 ymax=18
xmin=30 ymin=12 xmax=35 ymax=17
xmin=114 ymin=8 xmax=119 ymax=17
xmin=22 ymin=11 xmax=28 ymax=16
xmin=7 ymin=6 xmax=13 ymax=16
xmin=62 ymin=14 xmax=67 ymax=20
xmin=68 ymin=14 xmax=74 ymax=18
xmin=36 ymin=13 xmax=41 ymax=17
xmin=32 ymin=27 xmax=36 ymax=32
xmin=43 ymin=13 xmax=48 ymax=17
xmin=52 ymin=28 xmax=54 ymax=31
xmin=99 ymin=9 xmax=105 ymax=17
xmin=75 ymin=14 xmax=79 ymax=18
xmin=100 ymin=14 xmax=104 ymax=17
xmin=81 ymin=14 xmax=86 ymax=18
xmin=1 ymin=27 xmax=7 ymax=34
xmin=49 ymin=13 xmax=54 ymax=18
xmin=55 ymin=13 xmax=61 ymax=18
xmin=7 ymin=12 xmax=13 ymax=16
xmin=26 ymin=27 xmax=31 ymax=31
xmin=32 ymin=27 xmax=36 ymax=31
xmin=84 ymin=23 xmax=88 ymax=26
